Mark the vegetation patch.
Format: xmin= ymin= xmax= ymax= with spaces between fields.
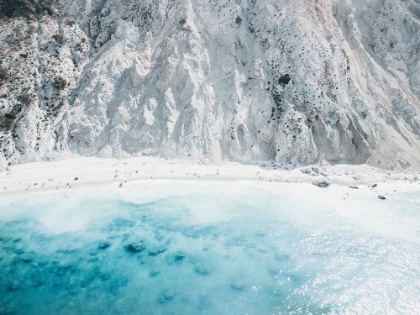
xmin=52 ymin=76 xmax=67 ymax=90
xmin=19 ymin=92 xmax=32 ymax=104
xmin=0 ymin=67 xmax=9 ymax=81
xmin=0 ymin=0 xmax=56 ymax=18
xmin=278 ymin=74 xmax=291 ymax=85
xmin=52 ymin=33 xmax=65 ymax=46
xmin=5 ymin=111 xmax=16 ymax=120
xmin=1 ymin=111 xmax=17 ymax=130
xmin=65 ymin=19 xmax=76 ymax=27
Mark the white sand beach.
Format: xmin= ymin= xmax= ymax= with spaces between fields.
xmin=1 ymin=157 xmax=419 ymax=201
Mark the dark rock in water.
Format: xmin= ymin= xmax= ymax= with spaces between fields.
xmin=99 ymin=272 xmax=111 ymax=282
xmin=126 ymin=241 xmax=145 ymax=253
xmin=88 ymin=249 xmax=98 ymax=256
xmin=312 ymin=179 xmax=331 ymax=187
xmin=110 ymin=277 xmax=129 ymax=288
xmin=69 ymin=287 xmax=82 ymax=296
xmin=0 ymin=305 xmax=19 ymax=315
xmin=13 ymin=248 xmax=25 ymax=255
xmin=197 ymin=295 xmax=213 ymax=311
xmin=148 ymin=246 xmax=167 ymax=256
xmin=30 ymin=272 xmax=46 ymax=288
xmin=174 ymin=253 xmax=185 ymax=262
xmin=0 ymin=236 xmax=11 ymax=243
xmin=57 ymin=249 xmax=77 ymax=255
xmin=157 ymin=293 xmax=174 ymax=304
xmin=8 ymin=280 xmax=21 ymax=291
xmin=49 ymin=262 xmax=76 ymax=275
xmin=267 ymin=267 xmax=281 ymax=276
xmin=230 ymin=280 xmax=246 ymax=291
xmin=36 ymin=261 xmax=48 ymax=267
xmin=150 ymin=270 xmax=160 ymax=277
xmin=378 ymin=195 xmax=386 ymax=200
xmin=282 ymin=273 xmax=305 ymax=284
xmin=195 ymin=265 xmax=210 ymax=275
xmin=98 ymin=241 xmax=111 ymax=250
xmin=20 ymin=253 xmax=34 ymax=263
xmin=109 ymin=277 xmax=129 ymax=296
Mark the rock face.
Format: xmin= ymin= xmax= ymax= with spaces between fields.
xmin=0 ymin=0 xmax=419 ymax=170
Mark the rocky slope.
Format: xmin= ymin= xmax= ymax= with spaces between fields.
xmin=0 ymin=0 xmax=419 ymax=170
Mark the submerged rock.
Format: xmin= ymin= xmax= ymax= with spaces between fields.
xmin=150 ymin=270 xmax=160 ymax=277
xmin=157 ymin=293 xmax=174 ymax=304
xmin=98 ymin=241 xmax=111 ymax=250
xmin=0 ymin=236 xmax=11 ymax=243
xmin=7 ymin=281 xmax=21 ymax=291
xmin=147 ymin=247 xmax=167 ymax=256
xmin=30 ymin=272 xmax=46 ymax=288
xmin=230 ymin=280 xmax=246 ymax=291
xmin=57 ymin=249 xmax=77 ymax=255
xmin=20 ymin=253 xmax=34 ymax=263
xmin=195 ymin=265 xmax=210 ymax=275
xmin=13 ymin=247 xmax=25 ymax=255
xmin=173 ymin=253 xmax=185 ymax=262
xmin=126 ymin=241 xmax=145 ymax=253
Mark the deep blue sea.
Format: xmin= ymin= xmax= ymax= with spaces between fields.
xmin=0 ymin=182 xmax=419 ymax=314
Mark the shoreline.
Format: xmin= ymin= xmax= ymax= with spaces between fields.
xmin=0 ymin=156 xmax=419 ymax=199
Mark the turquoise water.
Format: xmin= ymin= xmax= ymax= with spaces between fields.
xmin=0 ymin=182 xmax=419 ymax=314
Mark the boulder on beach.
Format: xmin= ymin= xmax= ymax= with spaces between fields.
xmin=300 ymin=168 xmax=312 ymax=174
xmin=378 ymin=196 xmax=386 ymax=200
xmin=312 ymin=179 xmax=332 ymax=188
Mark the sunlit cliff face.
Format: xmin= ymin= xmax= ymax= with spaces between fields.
xmin=0 ymin=0 xmax=419 ymax=170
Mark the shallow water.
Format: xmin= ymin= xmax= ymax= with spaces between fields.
xmin=0 ymin=182 xmax=419 ymax=314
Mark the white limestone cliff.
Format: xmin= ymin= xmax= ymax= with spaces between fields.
xmin=0 ymin=0 xmax=419 ymax=171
